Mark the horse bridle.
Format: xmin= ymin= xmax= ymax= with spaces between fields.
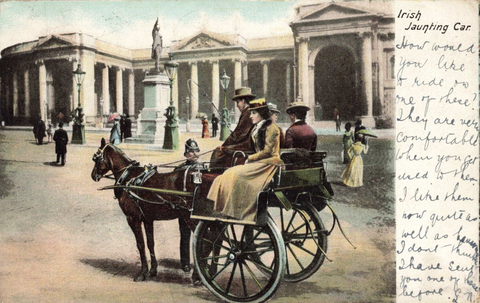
xmin=92 ymin=144 xmax=115 ymax=181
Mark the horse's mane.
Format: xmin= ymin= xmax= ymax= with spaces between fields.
xmin=106 ymin=144 xmax=135 ymax=163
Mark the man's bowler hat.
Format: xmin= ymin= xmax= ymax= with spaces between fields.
xmin=232 ymin=87 xmax=256 ymax=102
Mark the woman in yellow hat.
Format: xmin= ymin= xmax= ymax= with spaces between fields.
xmin=207 ymin=98 xmax=283 ymax=222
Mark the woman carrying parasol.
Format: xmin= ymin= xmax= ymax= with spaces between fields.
xmin=341 ymin=129 xmax=377 ymax=187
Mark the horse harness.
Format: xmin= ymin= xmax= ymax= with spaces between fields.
xmin=94 ymin=143 xmax=203 ymax=222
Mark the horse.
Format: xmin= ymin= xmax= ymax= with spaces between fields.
xmin=91 ymin=138 xmax=198 ymax=282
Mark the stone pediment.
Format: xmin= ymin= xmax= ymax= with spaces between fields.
xmin=295 ymin=3 xmax=376 ymax=23
xmin=34 ymin=35 xmax=74 ymax=49
xmin=173 ymin=31 xmax=237 ymax=51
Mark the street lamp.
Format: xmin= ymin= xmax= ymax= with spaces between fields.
xmin=71 ymin=64 xmax=86 ymax=144
xmin=219 ymin=69 xmax=230 ymax=141
xmin=163 ymin=60 xmax=179 ymax=150
xmin=185 ymin=96 xmax=191 ymax=132
xmin=99 ymin=97 xmax=104 ymax=128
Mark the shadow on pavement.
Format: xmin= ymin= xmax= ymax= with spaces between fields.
xmin=44 ymin=161 xmax=63 ymax=167
xmin=80 ymin=258 xmax=193 ymax=285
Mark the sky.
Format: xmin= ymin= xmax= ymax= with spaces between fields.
xmin=0 ymin=0 xmax=307 ymax=54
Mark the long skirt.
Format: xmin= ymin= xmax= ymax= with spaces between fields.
xmin=207 ymin=162 xmax=277 ymax=222
xmin=341 ymin=155 xmax=364 ymax=187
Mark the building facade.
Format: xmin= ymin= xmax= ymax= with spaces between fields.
xmin=0 ymin=2 xmax=394 ymax=128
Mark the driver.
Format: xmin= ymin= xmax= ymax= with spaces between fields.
xmin=174 ymin=138 xmax=202 ymax=272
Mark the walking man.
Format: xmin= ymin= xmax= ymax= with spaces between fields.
xmin=53 ymin=122 xmax=68 ymax=166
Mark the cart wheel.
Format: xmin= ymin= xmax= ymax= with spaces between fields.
xmin=268 ymin=202 xmax=328 ymax=282
xmin=193 ymin=217 xmax=286 ymax=303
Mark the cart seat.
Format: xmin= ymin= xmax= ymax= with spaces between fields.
xmin=280 ymin=149 xmax=327 ymax=170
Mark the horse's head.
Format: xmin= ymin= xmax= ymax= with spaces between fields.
xmin=91 ymin=138 xmax=111 ymax=182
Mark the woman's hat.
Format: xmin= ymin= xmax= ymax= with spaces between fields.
xmin=232 ymin=87 xmax=256 ymax=102
xmin=184 ymin=138 xmax=200 ymax=154
xmin=248 ymin=98 xmax=268 ymax=111
xmin=286 ymin=101 xmax=310 ymax=114
xmin=267 ymin=103 xmax=280 ymax=114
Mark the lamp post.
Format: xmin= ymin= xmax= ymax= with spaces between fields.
xmin=163 ymin=60 xmax=179 ymax=150
xmin=185 ymin=96 xmax=191 ymax=132
xmin=99 ymin=97 xmax=104 ymax=128
xmin=219 ymin=69 xmax=230 ymax=141
xmin=71 ymin=64 xmax=86 ymax=144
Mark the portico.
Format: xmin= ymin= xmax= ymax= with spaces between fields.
xmin=0 ymin=2 xmax=394 ymax=129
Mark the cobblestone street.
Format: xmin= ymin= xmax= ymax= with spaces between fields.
xmin=0 ymin=126 xmax=395 ymax=303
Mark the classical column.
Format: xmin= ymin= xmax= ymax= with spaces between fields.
xmin=298 ymin=37 xmax=309 ymax=105
xmin=12 ymin=71 xmax=18 ymax=118
xmin=261 ymin=60 xmax=269 ymax=100
xmin=24 ymin=68 xmax=30 ymax=117
xmin=242 ymin=62 xmax=248 ymax=87
xmin=102 ymin=65 xmax=110 ymax=114
xmin=116 ymin=67 xmax=123 ymax=114
xmin=286 ymin=61 xmax=292 ymax=104
xmin=46 ymin=70 xmax=54 ymax=122
xmin=190 ymin=61 xmax=199 ymax=119
xmin=234 ymin=59 xmax=242 ymax=90
xmin=377 ymin=35 xmax=385 ymax=115
xmin=128 ymin=70 xmax=135 ymax=117
xmin=80 ymin=53 xmax=96 ymax=121
xmin=38 ymin=60 xmax=47 ymax=121
xmin=71 ymin=60 xmax=77 ymax=112
xmin=211 ymin=60 xmax=220 ymax=113
xmin=361 ymin=32 xmax=375 ymax=127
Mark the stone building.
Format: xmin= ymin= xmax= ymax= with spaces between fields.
xmin=0 ymin=2 xmax=394 ymax=128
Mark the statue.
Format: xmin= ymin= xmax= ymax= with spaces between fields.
xmin=151 ymin=18 xmax=163 ymax=73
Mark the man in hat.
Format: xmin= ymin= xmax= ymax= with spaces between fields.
xmin=284 ymin=101 xmax=317 ymax=151
xmin=33 ymin=115 xmax=46 ymax=145
xmin=174 ymin=138 xmax=203 ymax=272
xmin=210 ymin=87 xmax=256 ymax=167
xmin=53 ymin=122 xmax=68 ymax=166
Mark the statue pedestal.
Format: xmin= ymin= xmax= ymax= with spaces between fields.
xmin=125 ymin=73 xmax=170 ymax=145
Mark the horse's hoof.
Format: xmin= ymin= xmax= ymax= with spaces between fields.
xmin=133 ymin=274 xmax=146 ymax=282
xmin=182 ymin=264 xmax=191 ymax=272
xmin=148 ymin=270 xmax=157 ymax=278
xmin=193 ymin=278 xmax=203 ymax=287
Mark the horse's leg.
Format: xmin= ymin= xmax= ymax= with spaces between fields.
xmin=143 ymin=221 xmax=158 ymax=278
xmin=178 ymin=217 xmax=192 ymax=272
xmin=126 ymin=216 xmax=148 ymax=282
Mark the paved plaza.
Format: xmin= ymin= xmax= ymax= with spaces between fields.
xmin=0 ymin=125 xmax=395 ymax=303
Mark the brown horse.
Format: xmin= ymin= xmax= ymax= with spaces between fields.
xmin=91 ymin=138 xmax=198 ymax=282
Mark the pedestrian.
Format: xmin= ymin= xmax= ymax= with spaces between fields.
xmin=209 ymin=87 xmax=256 ymax=167
xmin=284 ymin=101 xmax=317 ymax=151
xmin=211 ymin=113 xmax=219 ymax=137
xmin=354 ymin=119 xmax=366 ymax=144
xmin=342 ymin=122 xmax=354 ymax=164
xmin=123 ymin=114 xmax=132 ymax=141
xmin=334 ymin=107 xmax=341 ymax=132
xmin=53 ymin=122 xmax=68 ymax=166
xmin=46 ymin=122 xmax=53 ymax=143
xmin=341 ymin=133 xmax=369 ymax=187
xmin=173 ymin=138 xmax=203 ymax=272
xmin=57 ymin=111 xmax=64 ymax=124
xmin=110 ymin=117 xmax=121 ymax=145
xmin=120 ymin=115 xmax=126 ymax=142
xmin=201 ymin=116 xmax=210 ymax=138
xmin=33 ymin=116 xmax=46 ymax=145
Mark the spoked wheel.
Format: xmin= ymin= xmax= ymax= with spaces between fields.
xmin=268 ymin=202 xmax=328 ymax=282
xmin=193 ymin=217 xmax=286 ymax=303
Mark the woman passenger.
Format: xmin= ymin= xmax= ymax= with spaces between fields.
xmin=207 ymin=98 xmax=283 ymax=222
